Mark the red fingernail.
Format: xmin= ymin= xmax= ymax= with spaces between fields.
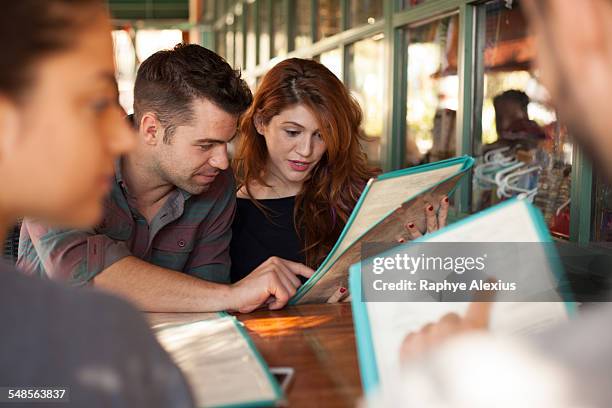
xmin=340 ymin=287 xmax=347 ymax=294
xmin=444 ymin=197 xmax=449 ymax=203
xmin=408 ymin=223 xmax=415 ymax=228
xmin=428 ymin=205 xmax=434 ymax=211
xmin=398 ymin=238 xmax=405 ymax=243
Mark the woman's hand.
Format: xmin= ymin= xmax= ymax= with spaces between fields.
xmin=400 ymin=195 xmax=450 ymax=242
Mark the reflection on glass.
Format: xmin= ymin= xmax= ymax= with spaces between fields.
xmin=317 ymin=0 xmax=341 ymax=40
xmin=472 ymin=0 xmax=572 ymax=239
xmin=318 ymin=48 xmax=342 ymax=81
xmin=406 ymin=16 xmax=459 ymax=166
xmin=272 ymin=0 xmax=287 ymax=57
xmin=294 ymin=0 xmax=311 ymax=49
xmin=259 ymin=0 xmax=270 ymax=63
xmin=348 ymin=35 xmax=385 ymax=166
xmin=246 ymin=1 xmax=256 ymax=69
xmin=349 ymin=0 xmax=382 ymax=28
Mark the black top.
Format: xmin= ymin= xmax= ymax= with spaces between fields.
xmin=0 ymin=261 xmax=194 ymax=408
xmin=230 ymin=196 xmax=305 ymax=282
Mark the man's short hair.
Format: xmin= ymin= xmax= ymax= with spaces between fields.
xmin=134 ymin=43 xmax=253 ymax=143
xmin=493 ymin=90 xmax=530 ymax=112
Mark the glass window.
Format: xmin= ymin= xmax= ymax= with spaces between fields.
xmin=317 ymin=0 xmax=341 ymax=40
xmin=348 ymin=34 xmax=385 ymax=167
xmin=245 ymin=1 xmax=256 ymax=69
xmin=294 ymin=0 xmax=312 ymax=49
xmin=405 ymin=16 xmax=459 ymax=166
xmin=259 ymin=0 xmax=270 ymax=63
xmin=349 ymin=0 xmax=382 ymax=28
xmin=271 ymin=0 xmax=287 ymax=57
xmin=318 ymin=48 xmax=342 ymax=81
xmin=472 ymin=0 xmax=573 ymax=239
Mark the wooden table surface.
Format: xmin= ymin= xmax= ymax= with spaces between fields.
xmin=234 ymin=303 xmax=362 ymax=407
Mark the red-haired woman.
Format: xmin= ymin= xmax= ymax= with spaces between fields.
xmin=230 ymin=58 xmax=448 ymax=289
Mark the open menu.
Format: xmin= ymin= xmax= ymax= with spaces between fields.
xmin=149 ymin=312 xmax=283 ymax=408
xmin=349 ymin=199 xmax=574 ymax=395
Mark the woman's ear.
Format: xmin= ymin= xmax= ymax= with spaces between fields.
xmin=253 ymin=112 xmax=266 ymax=135
xmin=0 ymin=97 xmax=21 ymax=161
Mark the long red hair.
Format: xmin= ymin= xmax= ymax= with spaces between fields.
xmin=234 ymin=58 xmax=378 ymax=268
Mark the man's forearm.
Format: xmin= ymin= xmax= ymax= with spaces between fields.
xmin=92 ymin=256 xmax=235 ymax=312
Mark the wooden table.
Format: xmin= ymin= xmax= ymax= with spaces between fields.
xmin=234 ymin=303 xmax=362 ymax=407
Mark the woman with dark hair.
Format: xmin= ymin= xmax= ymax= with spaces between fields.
xmin=231 ymin=58 xmax=448 ymax=288
xmin=0 ymin=1 xmax=193 ymax=406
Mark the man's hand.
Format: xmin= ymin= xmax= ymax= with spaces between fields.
xmin=400 ymin=300 xmax=493 ymax=362
xmin=229 ymin=257 xmax=314 ymax=313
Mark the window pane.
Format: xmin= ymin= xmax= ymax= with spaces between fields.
xmin=259 ymin=0 xmax=270 ymax=63
xmin=246 ymin=1 xmax=256 ymax=69
xmin=317 ymin=0 xmax=340 ymax=40
xmin=294 ymin=0 xmax=312 ymax=49
xmin=473 ymin=0 xmax=573 ymax=239
xmin=272 ymin=0 xmax=287 ymax=57
xmin=405 ymin=16 xmax=459 ymax=166
xmin=349 ymin=0 xmax=382 ymax=28
xmin=348 ymin=35 xmax=385 ymax=167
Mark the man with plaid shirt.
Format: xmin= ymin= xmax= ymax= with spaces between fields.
xmin=18 ymin=44 xmax=313 ymax=312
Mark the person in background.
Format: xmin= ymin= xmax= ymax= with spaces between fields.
xmin=484 ymin=89 xmax=546 ymax=154
xmin=18 ymin=44 xmax=313 ymax=313
xmin=0 ymin=1 xmax=193 ymax=406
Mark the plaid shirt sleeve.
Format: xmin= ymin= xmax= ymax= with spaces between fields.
xmin=183 ymin=171 xmax=236 ymax=283
xmin=17 ymin=219 xmax=132 ymax=286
